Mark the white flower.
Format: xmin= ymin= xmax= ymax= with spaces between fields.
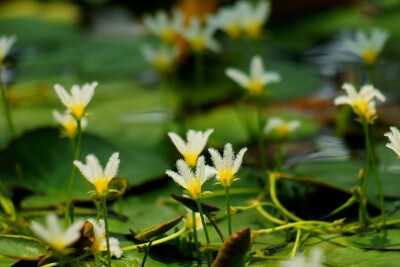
xmin=74 ymin=152 xmax=120 ymax=195
xmin=185 ymin=207 xmax=203 ymax=231
xmin=209 ymin=7 xmax=241 ymax=38
xmin=168 ymin=129 xmax=213 ymax=167
xmin=385 ymin=127 xmax=400 ymax=158
xmin=282 ymin=248 xmax=324 ymax=267
xmin=235 ymin=0 xmax=270 ymax=38
xmin=264 ymin=117 xmax=300 ymax=138
xmin=180 ymin=17 xmax=220 ymax=53
xmin=226 ymin=55 xmax=280 ymax=95
xmin=30 ymin=213 xmax=84 ymax=252
xmin=53 ymin=110 xmax=88 ymax=138
xmin=54 ymin=82 xmax=98 ymax=120
xmin=208 ymin=143 xmax=247 ymax=187
xmin=87 ymin=219 xmax=122 ymax=258
xmin=141 ymin=44 xmax=178 ymax=73
xmin=0 ymin=35 xmax=16 ymax=65
xmin=334 ymin=83 xmax=385 ymax=124
xmin=166 ymin=156 xmax=214 ymax=199
xmin=143 ymin=9 xmax=183 ymax=43
xmin=344 ymin=28 xmax=388 ymax=65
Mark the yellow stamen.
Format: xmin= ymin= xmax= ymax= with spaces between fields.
xmin=91 ymin=238 xmax=105 ymax=254
xmin=247 ymin=79 xmax=264 ymax=95
xmin=226 ymin=25 xmax=240 ymax=39
xmin=187 ymin=180 xmax=202 ymax=199
xmin=62 ymin=121 xmax=78 ymax=138
xmin=184 ymin=153 xmax=199 ymax=168
xmin=93 ymin=178 xmax=109 ymax=195
xmin=276 ymin=125 xmax=291 ymax=138
xmin=217 ymin=170 xmax=235 ymax=187
xmin=190 ymin=37 xmax=205 ymax=52
xmin=160 ymin=28 xmax=176 ymax=43
xmin=362 ymin=49 xmax=378 ymax=65
xmin=245 ymin=22 xmax=262 ymax=38
xmin=52 ymin=239 xmax=66 ymax=251
xmin=154 ymin=57 xmax=171 ymax=73
xmin=70 ymin=104 xmax=85 ymax=120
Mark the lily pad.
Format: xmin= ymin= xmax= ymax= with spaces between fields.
xmin=0 ymin=235 xmax=47 ymax=260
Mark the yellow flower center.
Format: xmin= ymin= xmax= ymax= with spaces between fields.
xmin=247 ymin=79 xmax=264 ymax=95
xmin=217 ymin=170 xmax=235 ymax=187
xmin=352 ymin=100 xmax=376 ymax=124
xmin=190 ymin=36 xmax=206 ymax=52
xmin=187 ymin=213 xmax=202 ymax=230
xmin=160 ymin=28 xmax=176 ymax=43
xmin=154 ymin=57 xmax=171 ymax=73
xmin=362 ymin=49 xmax=378 ymax=65
xmin=62 ymin=121 xmax=78 ymax=138
xmin=52 ymin=239 xmax=66 ymax=251
xmin=276 ymin=125 xmax=291 ymax=138
xmin=91 ymin=238 xmax=105 ymax=254
xmin=70 ymin=104 xmax=85 ymax=120
xmin=93 ymin=178 xmax=109 ymax=195
xmin=184 ymin=153 xmax=199 ymax=168
xmin=226 ymin=24 xmax=240 ymax=39
xmin=245 ymin=22 xmax=262 ymax=38
xmin=187 ymin=180 xmax=202 ymax=199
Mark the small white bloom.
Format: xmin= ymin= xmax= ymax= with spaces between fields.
xmin=0 ymin=35 xmax=16 ymax=65
xmin=185 ymin=207 xmax=203 ymax=231
xmin=74 ymin=152 xmax=120 ymax=195
xmin=334 ymin=83 xmax=385 ymax=124
xmin=87 ymin=219 xmax=122 ymax=258
xmin=180 ymin=17 xmax=220 ymax=53
xmin=168 ymin=129 xmax=213 ymax=167
xmin=283 ymin=248 xmax=324 ymax=267
xmin=208 ymin=143 xmax=247 ymax=187
xmin=385 ymin=126 xmax=400 ymax=158
xmin=264 ymin=117 xmax=300 ymax=138
xmin=143 ymin=9 xmax=183 ymax=43
xmin=344 ymin=28 xmax=388 ymax=65
xmin=209 ymin=7 xmax=241 ymax=38
xmin=166 ymin=156 xmax=214 ymax=199
xmin=53 ymin=110 xmax=87 ymax=138
xmin=30 ymin=213 xmax=84 ymax=252
xmin=235 ymin=0 xmax=270 ymax=38
xmin=141 ymin=44 xmax=178 ymax=73
xmin=226 ymin=55 xmax=280 ymax=95
xmin=54 ymin=82 xmax=98 ymax=120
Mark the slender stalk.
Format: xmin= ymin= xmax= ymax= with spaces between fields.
xmin=323 ymin=196 xmax=356 ymax=219
xmin=256 ymin=206 xmax=286 ymax=225
xmin=101 ymin=196 xmax=112 ymax=267
xmin=0 ymin=75 xmax=15 ymax=137
xmin=65 ymin=120 xmax=82 ymax=227
xmin=141 ymin=240 xmax=153 ymax=267
xmin=205 ymin=214 xmax=225 ymax=242
xmin=253 ymin=220 xmax=336 ymax=236
xmin=225 ymin=186 xmax=232 ymax=236
xmin=195 ymin=198 xmax=212 ymax=266
xmin=269 ymin=174 xmax=303 ymax=222
xmin=192 ymin=211 xmax=199 ymax=255
xmin=256 ymin=97 xmax=266 ymax=170
xmin=290 ymin=229 xmax=301 ymax=258
xmin=363 ymin=121 xmax=386 ymax=225
xmin=367 ymin=65 xmax=376 ymax=86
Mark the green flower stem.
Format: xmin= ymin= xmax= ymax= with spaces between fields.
xmin=367 ymin=64 xmax=376 ymax=86
xmin=256 ymin=97 xmax=266 ymax=170
xmin=201 ymin=188 xmax=258 ymax=198
xmin=141 ymin=240 xmax=153 ymax=267
xmin=205 ymin=214 xmax=225 ymax=242
xmin=0 ymin=74 xmax=16 ymax=137
xmin=192 ymin=211 xmax=199 ymax=255
xmin=323 ymin=196 xmax=356 ymax=219
xmin=225 ymin=186 xmax=232 ymax=236
xmin=290 ymin=228 xmax=302 ymax=258
xmin=253 ymin=220 xmax=337 ymax=236
xmin=101 ymin=196 xmax=112 ymax=267
xmin=196 ymin=198 xmax=212 ymax=267
xmin=269 ymin=173 xmax=303 ymax=222
xmin=256 ymin=205 xmax=286 ymax=225
xmin=363 ymin=121 xmax=386 ymax=225
xmin=122 ymin=220 xmax=187 ymax=251
xmin=65 ymin=120 xmax=82 ymax=227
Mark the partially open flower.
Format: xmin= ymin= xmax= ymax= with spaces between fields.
xmin=180 ymin=17 xmax=220 ymax=53
xmin=53 ymin=110 xmax=87 ymax=139
xmin=344 ymin=28 xmax=388 ymax=66
xmin=74 ymin=152 xmax=120 ymax=195
xmin=226 ymin=55 xmax=280 ymax=95
xmin=185 ymin=207 xmax=203 ymax=231
xmin=168 ymin=129 xmax=213 ymax=167
xmin=235 ymin=0 xmax=270 ymax=38
xmin=54 ymin=82 xmax=97 ymax=120
xmin=334 ymin=83 xmax=385 ymax=124
xmin=143 ymin=9 xmax=183 ymax=43
xmin=141 ymin=44 xmax=178 ymax=74
xmin=30 ymin=213 xmax=84 ymax=252
xmin=264 ymin=117 xmax=300 ymax=139
xmin=385 ymin=126 xmax=400 ymax=158
xmin=208 ymin=143 xmax=247 ymax=187
xmin=86 ymin=219 xmax=122 ymax=258
xmin=0 ymin=35 xmax=16 ymax=68
xmin=166 ymin=156 xmax=214 ymax=199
